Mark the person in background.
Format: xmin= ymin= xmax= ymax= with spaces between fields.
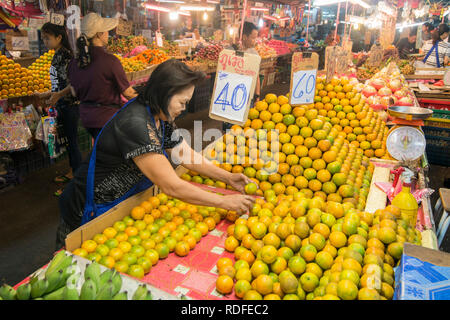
xmin=422 ymin=22 xmax=433 ymax=42
xmin=62 ymin=13 xmax=137 ymax=140
xmin=181 ymin=17 xmax=195 ymax=39
xmin=39 ymin=23 xmax=82 ymax=197
xmin=397 ymin=28 xmax=419 ymax=59
xmin=325 ymin=32 xmax=340 ymax=46
xmin=420 ymin=23 xmax=449 ymax=67
xmin=223 ymin=22 xmax=261 ymax=133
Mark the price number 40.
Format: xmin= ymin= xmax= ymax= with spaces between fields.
xmin=214 ymin=82 xmax=248 ymax=112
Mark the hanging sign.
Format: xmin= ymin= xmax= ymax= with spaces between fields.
xmin=325 ymin=46 xmax=338 ymax=82
xmin=50 ymin=13 xmax=65 ymax=26
xmin=209 ymin=49 xmax=261 ymax=125
xmin=116 ymin=19 xmax=133 ymax=36
xmin=289 ymin=52 xmax=319 ymax=106
xmin=155 ymin=32 xmax=163 ymax=47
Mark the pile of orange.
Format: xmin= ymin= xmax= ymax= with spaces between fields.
xmin=131 ymin=48 xmax=169 ymax=65
xmin=114 ymin=54 xmax=147 ymax=73
xmin=0 ymin=51 xmax=54 ymax=100
xmin=182 ymin=76 xmax=390 ymax=211
xmin=217 ymin=194 xmax=421 ymax=300
xmin=72 ymin=193 xmax=229 ymax=279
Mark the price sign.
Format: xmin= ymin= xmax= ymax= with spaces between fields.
xmin=325 ymin=46 xmax=338 ymax=82
xmin=156 ymin=32 xmax=163 ymax=47
xmin=368 ymin=44 xmax=383 ymax=68
xmin=50 ymin=13 xmax=65 ymax=26
xmin=336 ymin=47 xmax=349 ymax=75
xmin=209 ymin=49 xmax=261 ymax=125
xmin=289 ymin=52 xmax=319 ymax=106
xmin=116 ymin=19 xmax=133 ymax=36
xmin=11 ymin=36 xmax=30 ymax=51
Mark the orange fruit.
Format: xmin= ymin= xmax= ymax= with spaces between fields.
xmin=337 ymin=279 xmax=358 ymax=300
xmin=224 ymin=236 xmax=239 ymax=252
xmin=81 ymin=240 xmax=97 ymax=253
xmin=103 ymin=227 xmax=118 ymax=239
xmin=216 ymin=275 xmax=234 ymax=294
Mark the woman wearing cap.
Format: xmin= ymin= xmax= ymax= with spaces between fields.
xmin=66 ymin=13 xmax=138 ymax=139
xmin=56 ymin=59 xmax=255 ymax=249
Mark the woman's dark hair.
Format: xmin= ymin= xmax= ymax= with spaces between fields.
xmin=41 ymin=23 xmax=73 ymax=55
xmin=432 ymin=23 xmax=449 ymax=45
xmin=75 ymin=35 xmax=92 ymax=68
xmin=137 ymin=59 xmax=206 ymax=119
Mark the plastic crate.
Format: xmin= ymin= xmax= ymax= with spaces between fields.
xmin=187 ymin=74 xmax=213 ymax=113
xmin=424 ymin=109 xmax=450 ymax=128
xmin=423 ymin=126 xmax=450 ymax=166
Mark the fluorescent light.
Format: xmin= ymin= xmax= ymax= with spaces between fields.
xmin=156 ymin=0 xmax=185 ymax=3
xmin=250 ymin=7 xmax=269 ymax=12
xmin=395 ymin=21 xmax=425 ymax=29
xmin=258 ymin=18 xmax=264 ymax=28
xmin=179 ymin=11 xmax=191 ymax=16
xmin=143 ymin=4 xmax=171 ymax=13
xmin=263 ymin=15 xmax=277 ymax=21
xmin=180 ymin=5 xmax=215 ymax=11
xmin=203 ymin=12 xmax=208 ymax=20
xmin=206 ymin=0 xmax=220 ymax=3
xmin=314 ymin=0 xmax=370 ymax=9
xmin=279 ymin=17 xmax=290 ymax=21
xmin=169 ymin=11 xmax=179 ymax=20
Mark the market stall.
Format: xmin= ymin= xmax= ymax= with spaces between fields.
xmin=1 ymin=0 xmax=450 ymax=303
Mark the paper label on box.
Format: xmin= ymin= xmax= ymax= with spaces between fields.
xmin=210 ymin=265 xmax=219 ymax=275
xmin=174 ymin=286 xmax=190 ymax=296
xmin=173 ymin=264 xmax=190 ymax=275
xmin=210 ymin=288 xmax=224 ymax=297
xmin=211 ymin=246 xmax=225 ymax=255
xmin=209 ymin=229 xmax=223 ymax=237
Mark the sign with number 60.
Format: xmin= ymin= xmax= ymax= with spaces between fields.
xmin=289 ymin=52 xmax=319 ymax=106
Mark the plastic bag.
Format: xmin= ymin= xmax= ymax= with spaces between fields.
xmin=0 ymin=113 xmax=32 ymax=152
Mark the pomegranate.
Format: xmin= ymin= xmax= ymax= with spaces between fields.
xmin=362 ymin=85 xmax=377 ymax=97
xmin=378 ymin=87 xmax=393 ymax=96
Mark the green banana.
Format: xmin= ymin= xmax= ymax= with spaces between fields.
xmin=43 ymin=286 xmax=65 ymax=300
xmin=16 ymin=283 xmax=31 ymax=300
xmin=80 ymin=278 xmax=97 ymax=300
xmin=112 ymin=291 xmax=128 ymax=300
xmin=110 ymin=271 xmax=122 ymax=297
xmin=98 ymin=269 xmax=114 ymax=289
xmin=66 ymin=272 xmax=81 ymax=289
xmin=0 ymin=284 xmax=17 ymax=300
xmin=84 ymin=262 xmax=101 ymax=288
xmin=96 ymin=280 xmax=114 ymax=300
xmin=63 ymin=286 xmax=79 ymax=300
xmin=45 ymin=251 xmax=67 ymax=277
xmin=57 ymin=262 xmax=77 ymax=288
xmin=132 ymin=284 xmax=149 ymax=300
xmin=30 ymin=278 xmax=49 ymax=299
xmin=44 ymin=269 xmax=64 ymax=294
xmin=34 ymin=297 xmax=43 ymax=300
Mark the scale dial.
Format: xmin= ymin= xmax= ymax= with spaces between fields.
xmin=386 ymin=126 xmax=426 ymax=161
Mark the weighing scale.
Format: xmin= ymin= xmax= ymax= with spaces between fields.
xmin=386 ymin=106 xmax=433 ymax=162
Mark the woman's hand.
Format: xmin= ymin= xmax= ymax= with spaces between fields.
xmin=47 ymin=92 xmax=61 ymax=106
xmin=227 ymin=173 xmax=254 ymax=194
xmin=220 ymin=194 xmax=255 ymax=215
xmin=36 ymin=91 xmax=51 ymax=99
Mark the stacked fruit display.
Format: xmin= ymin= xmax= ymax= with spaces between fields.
xmin=363 ymin=63 xmax=416 ymax=110
xmin=266 ymin=40 xmax=291 ymax=55
xmin=114 ymin=54 xmax=147 ymax=73
xmin=107 ymin=35 xmax=150 ymax=55
xmin=255 ymin=43 xmax=277 ymax=59
xmin=0 ymin=251 xmax=153 ymax=300
xmin=0 ymin=51 xmax=53 ymax=99
xmin=131 ymin=48 xmax=169 ymax=65
xmin=183 ymin=76 xmax=390 ymax=210
xmin=71 ymin=193 xmax=228 ymax=280
xmin=216 ymin=197 xmax=420 ymax=300
xmin=194 ymin=43 xmax=223 ymax=61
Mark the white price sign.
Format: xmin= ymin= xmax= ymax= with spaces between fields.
xmin=290 ymin=69 xmax=317 ymax=105
xmin=50 ymin=13 xmax=65 ymax=26
xmin=209 ymin=49 xmax=261 ymax=125
xmin=289 ymin=52 xmax=319 ymax=106
xmin=156 ymin=32 xmax=163 ymax=47
xmin=11 ymin=36 xmax=30 ymax=51
xmin=210 ymin=71 xmax=253 ymax=123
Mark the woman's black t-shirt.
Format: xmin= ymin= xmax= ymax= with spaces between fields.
xmin=60 ymin=99 xmax=183 ymax=226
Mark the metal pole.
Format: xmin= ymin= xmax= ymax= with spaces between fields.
xmin=306 ymin=0 xmax=310 ymax=43
xmin=334 ymin=2 xmax=341 ymax=45
xmin=343 ymin=0 xmax=349 ymax=42
xmin=239 ymin=0 xmax=248 ymax=45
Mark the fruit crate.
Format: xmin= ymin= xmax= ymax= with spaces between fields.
xmin=424 ymin=109 xmax=450 ymax=129
xmin=187 ymin=74 xmax=214 ymax=113
xmin=423 ymin=126 xmax=450 ymax=167
xmin=418 ymin=98 xmax=450 ymax=111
